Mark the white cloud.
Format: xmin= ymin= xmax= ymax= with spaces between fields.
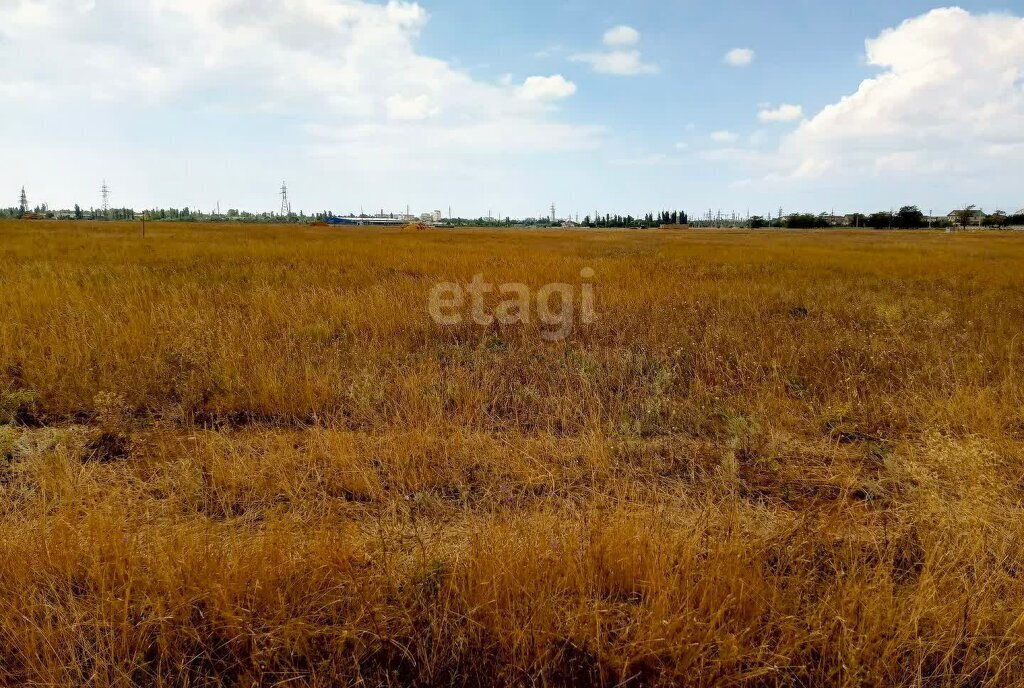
xmin=770 ymin=7 xmax=1024 ymax=186
xmin=0 ymin=0 xmax=599 ymax=159
xmin=1 ymin=0 xmax=57 ymax=27
xmin=517 ymin=74 xmax=577 ymax=101
xmin=603 ymin=25 xmax=640 ymax=47
xmin=386 ymin=93 xmax=438 ymax=120
xmin=710 ymin=130 xmax=738 ymax=143
xmin=724 ymin=48 xmax=755 ymax=67
xmin=874 ymin=151 xmax=948 ymax=174
xmin=571 ymin=51 xmax=658 ymax=76
xmin=758 ymin=104 xmax=804 ymax=122
xmin=572 ymin=27 xmax=657 ymax=75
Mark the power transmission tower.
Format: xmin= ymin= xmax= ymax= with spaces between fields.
xmin=101 ymin=180 xmax=111 ymax=217
xmin=18 ymin=186 xmax=28 ymax=214
xmin=550 ymin=203 xmax=556 ymax=223
xmin=279 ymin=181 xmax=291 ymax=217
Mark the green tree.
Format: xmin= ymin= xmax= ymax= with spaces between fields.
xmin=895 ymin=206 xmax=925 ymax=229
xmin=786 ymin=214 xmax=828 ymax=229
xmin=867 ymin=211 xmax=893 ymax=229
xmin=982 ymin=211 xmax=1007 ymax=228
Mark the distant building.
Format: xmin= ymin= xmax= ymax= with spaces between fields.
xmin=947 ymin=209 xmax=985 ymax=225
xmin=326 ymin=216 xmax=406 ymax=226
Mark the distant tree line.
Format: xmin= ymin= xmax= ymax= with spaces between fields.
xmin=583 ymin=211 xmax=688 ymax=228
xmin=1 ymin=204 xmax=134 ymax=220
xmin=0 ymin=205 xmax=316 ymax=223
xmin=746 ymin=206 xmax=1024 ymax=230
xmin=441 ymin=210 xmax=689 ymax=229
xmin=4 ymin=201 xmax=1022 ymax=230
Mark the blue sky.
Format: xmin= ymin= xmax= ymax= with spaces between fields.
xmin=2 ymin=0 xmax=1024 ymax=218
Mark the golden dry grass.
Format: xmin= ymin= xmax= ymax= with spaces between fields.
xmin=2 ymin=219 xmax=1024 ymax=686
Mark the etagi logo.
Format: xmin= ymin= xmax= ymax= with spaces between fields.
xmin=428 ymin=268 xmax=596 ymax=341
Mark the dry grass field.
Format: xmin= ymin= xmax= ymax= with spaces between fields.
xmin=2 ymin=219 xmax=1024 ymax=686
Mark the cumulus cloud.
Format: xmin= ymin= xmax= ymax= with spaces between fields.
xmin=873 ymin=151 xmax=947 ymax=174
xmin=724 ymin=48 xmax=755 ymax=67
xmin=772 ymin=7 xmax=1024 ymax=186
xmin=0 ymin=0 xmax=598 ymax=159
xmin=572 ymin=26 xmax=657 ymax=75
xmin=517 ymin=75 xmax=577 ymax=101
xmin=571 ymin=51 xmax=658 ymax=76
xmin=758 ymin=104 xmax=803 ymax=122
xmin=710 ymin=130 xmax=739 ymax=143
xmin=603 ymin=25 xmax=640 ymax=47
xmin=386 ymin=93 xmax=438 ymax=120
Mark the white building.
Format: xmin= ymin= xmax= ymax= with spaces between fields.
xmin=947 ymin=209 xmax=986 ymax=225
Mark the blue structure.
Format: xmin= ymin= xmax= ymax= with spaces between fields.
xmin=326 ymin=216 xmax=406 ymax=226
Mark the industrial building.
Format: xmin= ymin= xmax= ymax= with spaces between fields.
xmin=325 ymin=216 xmax=407 ymax=226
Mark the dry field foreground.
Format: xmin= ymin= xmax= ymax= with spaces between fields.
xmin=2 ymin=220 xmax=1024 ymax=687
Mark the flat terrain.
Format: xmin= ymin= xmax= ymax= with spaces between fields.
xmin=2 ymin=220 xmax=1024 ymax=686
